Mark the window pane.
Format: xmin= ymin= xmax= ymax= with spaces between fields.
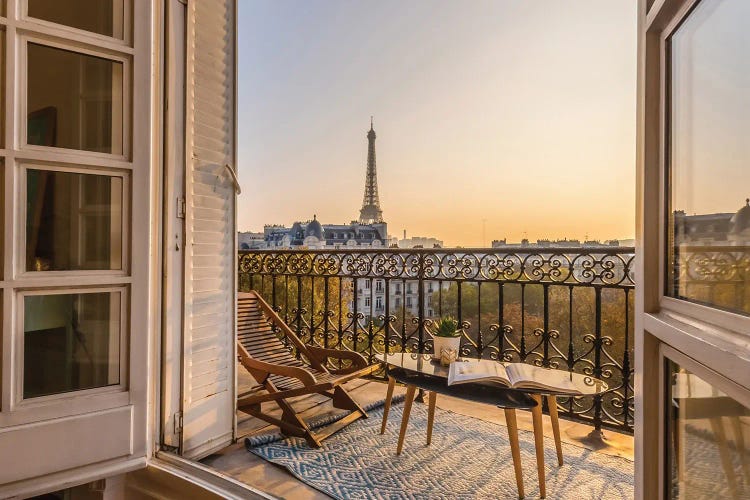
xmin=668 ymin=0 xmax=750 ymax=315
xmin=27 ymin=43 xmax=123 ymax=155
xmin=23 ymin=292 xmax=121 ymax=399
xmin=667 ymin=360 xmax=750 ymax=498
xmin=26 ymin=169 xmax=123 ymax=271
xmin=27 ymin=0 xmax=124 ymax=39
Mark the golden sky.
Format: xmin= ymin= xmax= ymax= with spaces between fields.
xmin=237 ymin=0 xmax=637 ymax=246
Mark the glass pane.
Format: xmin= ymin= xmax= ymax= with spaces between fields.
xmin=26 ymin=169 xmax=123 ymax=271
xmin=27 ymin=43 xmax=124 ymax=155
xmin=23 ymin=291 xmax=121 ymax=399
xmin=668 ymin=0 xmax=750 ymax=315
xmin=667 ymin=360 xmax=750 ymax=499
xmin=27 ymin=0 xmax=124 ymax=39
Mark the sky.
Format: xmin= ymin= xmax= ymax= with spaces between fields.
xmin=237 ymin=0 xmax=637 ymax=247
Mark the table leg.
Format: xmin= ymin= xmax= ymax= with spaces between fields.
xmin=547 ymin=395 xmax=563 ymax=466
xmin=530 ymin=394 xmax=546 ymax=498
xmin=397 ymin=384 xmax=417 ymax=455
xmin=381 ymin=375 xmax=396 ymax=434
xmin=730 ymin=416 xmax=750 ymax=482
xmin=504 ymin=408 xmax=525 ymax=499
xmin=426 ymin=391 xmax=437 ymax=445
xmin=710 ymin=417 xmax=739 ymax=498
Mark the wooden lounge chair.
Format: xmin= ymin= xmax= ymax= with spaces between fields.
xmin=236 ymin=291 xmax=377 ymax=447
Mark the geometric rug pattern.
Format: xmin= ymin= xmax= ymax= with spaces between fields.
xmin=246 ymin=401 xmax=634 ymax=499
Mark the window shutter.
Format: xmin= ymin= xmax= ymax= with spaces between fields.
xmin=181 ymin=0 xmax=236 ymax=459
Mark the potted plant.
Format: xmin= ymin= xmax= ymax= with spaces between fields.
xmin=432 ymin=315 xmax=461 ymax=360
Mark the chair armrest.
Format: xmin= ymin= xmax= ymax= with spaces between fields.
xmin=307 ymin=346 xmax=370 ymax=374
xmin=239 ymin=352 xmax=317 ymax=386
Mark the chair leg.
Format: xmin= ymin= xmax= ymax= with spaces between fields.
xmin=547 ymin=395 xmax=563 ymax=466
xmin=381 ymin=376 xmax=396 ymax=434
xmin=332 ymin=385 xmax=368 ymax=418
xmin=397 ymin=384 xmax=417 ymax=455
xmin=530 ymin=394 xmax=546 ymax=498
xmin=277 ymin=397 xmax=321 ymax=448
xmin=426 ymin=391 xmax=437 ymax=445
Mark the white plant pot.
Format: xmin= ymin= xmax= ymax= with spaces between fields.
xmin=432 ymin=335 xmax=461 ymax=360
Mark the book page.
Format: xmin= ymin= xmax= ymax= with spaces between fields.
xmin=447 ymin=360 xmax=510 ymax=386
xmin=505 ymin=363 xmax=580 ymax=394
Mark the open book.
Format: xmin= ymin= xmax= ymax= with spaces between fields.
xmin=447 ymin=360 xmax=581 ymax=394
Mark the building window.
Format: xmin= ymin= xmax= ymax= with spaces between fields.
xmin=395 ymin=298 xmax=401 ymax=308
xmin=375 ymin=296 xmax=383 ymax=310
xmin=364 ymin=280 xmax=370 ymax=290
xmin=406 ymin=297 xmax=413 ymax=308
xmin=364 ymin=297 xmax=370 ymax=307
xmin=375 ymin=280 xmax=383 ymax=292
xmin=667 ymin=0 xmax=750 ymax=316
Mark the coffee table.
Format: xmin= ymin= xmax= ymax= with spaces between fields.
xmin=375 ymin=352 xmax=608 ymax=499
xmin=375 ymin=352 xmax=536 ymax=498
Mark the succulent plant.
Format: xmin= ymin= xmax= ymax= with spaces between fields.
xmin=433 ymin=315 xmax=460 ymax=338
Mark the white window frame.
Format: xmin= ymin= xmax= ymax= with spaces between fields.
xmin=0 ymin=0 xmax=152 ymax=491
xmin=12 ymin=286 xmax=128 ymax=410
xmin=636 ymin=0 xmax=750 ymax=497
xmin=19 ymin=34 xmax=131 ymax=162
xmin=20 ymin=0 xmax=132 ymax=46
xmin=652 ymin=0 xmax=750 ymax=335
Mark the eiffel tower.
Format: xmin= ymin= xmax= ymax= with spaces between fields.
xmin=358 ymin=117 xmax=384 ymax=224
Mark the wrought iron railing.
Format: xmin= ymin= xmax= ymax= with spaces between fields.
xmin=673 ymin=245 xmax=750 ymax=316
xmin=238 ymin=247 xmax=635 ymax=434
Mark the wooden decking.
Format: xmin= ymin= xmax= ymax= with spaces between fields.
xmin=202 ymin=368 xmax=634 ymax=499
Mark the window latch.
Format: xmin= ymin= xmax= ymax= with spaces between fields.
xmin=177 ymin=197 xmax=186 ymax=219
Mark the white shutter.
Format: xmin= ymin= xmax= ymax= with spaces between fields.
xmin=182 ymin=0 xmax=237 ymax=459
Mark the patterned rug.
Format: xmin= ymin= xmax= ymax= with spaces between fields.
xmin=245 ymin=400 xmax=634 ymax=499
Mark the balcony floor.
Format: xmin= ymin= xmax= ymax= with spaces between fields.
xmin=203 ymin=371 xmax=634 ymax=499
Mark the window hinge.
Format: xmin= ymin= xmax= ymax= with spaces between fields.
xmin=177 ymin=197 xmax=186 ymax=219
xmin=174 ymin=411 xmax=183 ymax=434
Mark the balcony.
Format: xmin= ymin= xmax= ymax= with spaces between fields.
xmin=207 ymin=247 xmax=638 ymax=497
xmin=237 ymin=246 xmax=635 ymax=433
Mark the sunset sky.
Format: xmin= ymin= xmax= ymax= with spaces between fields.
xmin=237 ymin=0 xmax=637 ymax=247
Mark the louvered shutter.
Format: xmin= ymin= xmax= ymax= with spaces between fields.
xmin=181 ymin=0 xmax=237 ymax=459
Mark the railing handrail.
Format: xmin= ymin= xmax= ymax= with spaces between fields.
xmin=239 ymin=247 xmax=636 ymax=289
xmin=240 ymin=246 xmax=636 ymax=255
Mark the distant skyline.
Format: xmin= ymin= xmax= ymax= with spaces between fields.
xmin=237 ymin=0 xmax=637 ymax=247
